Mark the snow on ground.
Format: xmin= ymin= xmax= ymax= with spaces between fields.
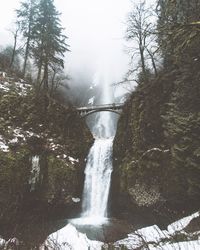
xmin=40 ymin=211 xmax=200 ymax=250
xmin=14 ymin=82 xmax=32 ymax=95
xmin=41 ymin=224 xmax=103 ymax=250
xmin=0 ymin=125 xmax=80 ymax=165
xmin=0 ymin=127 xmax=41 ymax=153
xmin=49 ymin=142 xmax=60 ymax=151
xmin=115 ymin=212 xmax=200 ymax=250
xmin=115 ymin=225 xmax=170 ymax=249
xmin=116 ymin=226 xmax=200 ymax=250
xmin=68 ymin=156 xmax=79 ymax=164
xmin=72 ymin=197 xmax=81 ymax=203
xmin=0 ymin=81 xmax=10 ymax=92
xmin=10 ymin=128 xmax=39 ymax=143
xmin=0 ymin=210 xmax=199 ymax=249
xmin=0 ymin=237 xmax=6 ymax=247
xmin=149 ymin=240 xmax=200 ymax=250
xmin=168 ymin=211 xmax=200 ymax=234
xmin=0 ymin=135 xmax=9 ymax=152
xmin=0 ymin=79 xmax=31 ymax=95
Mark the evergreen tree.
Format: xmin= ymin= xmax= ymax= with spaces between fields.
xmin=32 ymin=0 xmax=69 ymax=91
xmin=16 ymin=0 xmax=38 ymax=77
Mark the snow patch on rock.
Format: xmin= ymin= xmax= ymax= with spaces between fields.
xmin=0 ymin=135 xmax=9 ymax=152
xmin=0 ymin=80 xmax=31 ymax=95
xmin=41 ymin=224 xmax=103 ymax=250
xmin=115 ymin=212 xmax=200 ymax=250
xmin=68 ymin=156 xmax=79 ymax=164
xmin=115 ymin=225 xmax=169 ymax=249
xmin=168 ymin=211 xmax=200 ymax=234
xmin=0 ymin=81 xmax=10 ymax=92
xmin=72 ymin=197 xmax=81 ymax=203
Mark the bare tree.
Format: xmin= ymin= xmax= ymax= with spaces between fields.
xmin=146 ymin=45 xmax=159 ymax=77
xmin=126 ymin=0 xmax=157 ymax=80
xmin=49 ymin=66 xmax=69 ymax=96
xmin=9 ymin=22 xmax=21 ymax=70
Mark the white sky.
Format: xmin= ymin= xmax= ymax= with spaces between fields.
xmin=0 ymin=0 xmax=155 ymax=90
xmin=55 ymin=0 xmax=132 ymax=85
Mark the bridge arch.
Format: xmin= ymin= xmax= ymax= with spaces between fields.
xmin=76 ymin=103 xmax=123 ymax=118
xmin=80 ymin=109 xmax=121 ymax=118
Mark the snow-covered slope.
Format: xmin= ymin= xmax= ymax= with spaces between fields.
xmin=40 ymin=212 xmax=200 ymax=250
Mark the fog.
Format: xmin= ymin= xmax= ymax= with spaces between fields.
xmin=55 ymin=0 xmax=132 ymax=101
xmin=0 ymin=0 xmax=154 ymax=102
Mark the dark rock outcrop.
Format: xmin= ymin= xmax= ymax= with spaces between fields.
xmin=0 ymin=81 xmax=93 ymax=235
xmin=111 ymin=83 xmax=200 ymax=227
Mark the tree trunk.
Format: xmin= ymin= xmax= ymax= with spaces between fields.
xmin=50 ymin=69 xmax=56 ymax=96
xmin=43 ymin=61 xmax=48 ymax=92
xmin=139 ymin=44 xmax=147 ymax=79
xmin=37 ymin=59 xmax=43 ymax=88
xmin=146 ymin=48 xmax=158 ymax=77
xmin=22 ymin=35 xmax=31 ymax=77
xmin=9 ymin=31 xmax=18 ymax=69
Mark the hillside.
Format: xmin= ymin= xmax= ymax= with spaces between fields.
xmin=0 ymin=74 xmax=93 ymax=235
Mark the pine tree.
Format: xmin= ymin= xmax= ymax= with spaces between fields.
xmin=16 ymin=0 xmax=38 ymax=77
xmin=32 ymin=0 xmax=69 ymax=91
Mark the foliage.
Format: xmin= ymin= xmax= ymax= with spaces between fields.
xmin=32 ymin=0 xmax=69 ymax=90
xmin=14 ymin=0 xmax=69 ymax=90
xmin=113 ymin=0 xmax=200 ymax=215
xmin=16 ymin=0 xmax=39 ymax=76
xmin=46 ymin=155 xmax=78 ymax=202
xmin=0 ymin=46 xmax=21 ymax=72
xmin=0 ymin=148 xmax=30 ymax=223
xmin=0 ymin=82 xmax=93 ymax=228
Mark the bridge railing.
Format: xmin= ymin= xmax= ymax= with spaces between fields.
xmin=76 ymin=103 xmax=124 ymax=111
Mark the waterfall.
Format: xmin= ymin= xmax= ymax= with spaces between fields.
xmin=80 ymin=69 xmax=116 ymax=224
xmin=82 ymin=138 xmax=113 ymax=219
xmin=29 ymin=155 xmax=40 ymax=191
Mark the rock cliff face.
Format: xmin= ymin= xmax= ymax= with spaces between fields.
xmin=112 ymin=95 xmax=166 ymax=215
xmin=111 ymin=81 xmax=200 ymax=226
xmin=0 ymin=79 xmax=93 ymax=228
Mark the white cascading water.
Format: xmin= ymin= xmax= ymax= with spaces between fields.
xmin=82 ymin=138 xmax=113 ymax=219
xmin=81 ymin=70 xmax=115 ymax=223
xmin=29 ymin=155 xmax=40 ymax=191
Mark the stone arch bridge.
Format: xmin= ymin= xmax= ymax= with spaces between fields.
xmin=77 ymin=103 xmax=124 ymax=118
